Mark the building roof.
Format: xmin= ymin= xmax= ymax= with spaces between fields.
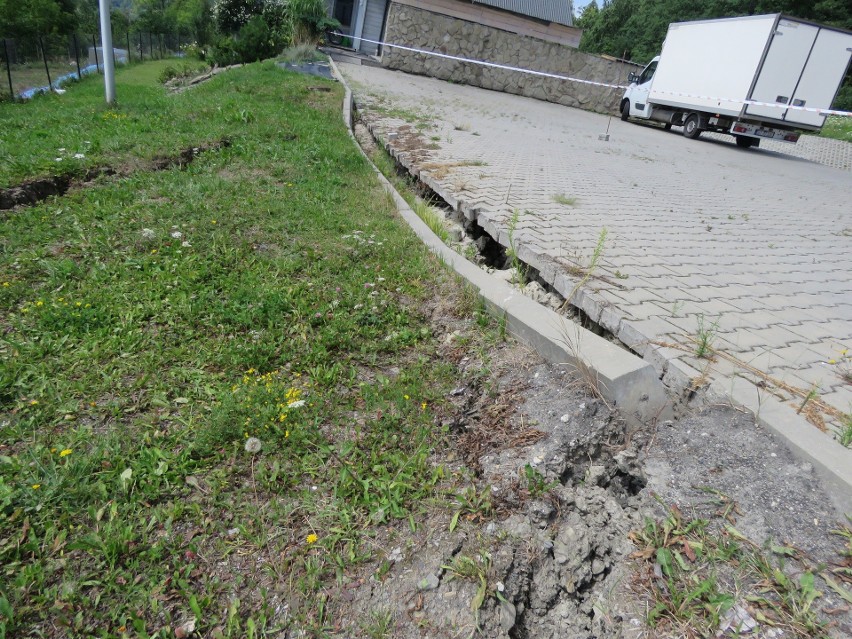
xmin=472 ymin=0 xmax=574 ymax=27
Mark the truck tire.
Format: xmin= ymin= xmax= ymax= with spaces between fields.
xmin=683 ymin=114 xmax=702 ymax=139
xmin=735 ymin=135 xmax=756 ymax=148
xmin=620 ymin=100 xmax=630 ymax=121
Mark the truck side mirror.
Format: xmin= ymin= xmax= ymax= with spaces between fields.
xmin=628 ymin=72 xmax=637 ymax=83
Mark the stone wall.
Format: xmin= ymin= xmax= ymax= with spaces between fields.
xmin=381 ymin=2 xmax=641 ymax=115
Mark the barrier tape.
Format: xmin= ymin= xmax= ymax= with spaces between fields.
xmin=332 ymin=32 xmax=852 ymax=118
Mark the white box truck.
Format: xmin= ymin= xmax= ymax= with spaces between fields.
xmin=620 ymin=14 xmax=852 ymax=147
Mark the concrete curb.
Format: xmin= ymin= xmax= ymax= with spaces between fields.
xmin=329 ymin=57 xmax=671 ymax=429
xmin=328 ymin=59 xmax=852 ymax=514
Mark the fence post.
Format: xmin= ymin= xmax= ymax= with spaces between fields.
xmin=73 ymin=34 xmax=82 ymax=80
xmin=93 ymin=34 xmax=100 ymax=72
xmin=39 ymin=35 xmax=52 ymax=90
xmin=3 ymin=38 xmax=13 ymax=99
xmin=127 ymin=32 xmax=132 ymax=63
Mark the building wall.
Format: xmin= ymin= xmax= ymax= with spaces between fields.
xmin=381 ymin=1 xmax=641 ymax=114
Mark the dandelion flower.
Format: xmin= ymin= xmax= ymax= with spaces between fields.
xmin=59 ymin=448 xmax=72 ymax=457
xmin=306 ymin=533 xmax=318 ymax=544
xmin=29 ymin=399 xmax=39 ymax=405
xmin=421 ymin=402 xmax=427 ymax=410
xmin=3 ymin=282 xmax=10 ymax=287
xmin=244 ymin=437 xmax=262 ymax=453
xmin=32 ymin=484 xmax=41 ymax=489
xmin=828 ymin=359 xmax=837 ymax=365
xmin=403 ymin=394 xmax=410 ymax=400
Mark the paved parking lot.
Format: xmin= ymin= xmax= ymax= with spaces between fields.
xmin=340 ymin=63 xmax=852 ymax=438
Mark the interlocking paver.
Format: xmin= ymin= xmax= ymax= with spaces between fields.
xmin=340 ymin=64 xmax=852 ymax=440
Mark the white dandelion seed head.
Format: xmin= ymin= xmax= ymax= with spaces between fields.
xmin=170 ymin=231 xmax=183 ymax=239
xmin=244 ymin=437 xmax=262 ymax=453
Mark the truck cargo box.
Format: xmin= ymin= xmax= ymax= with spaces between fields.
xmin=648 ymin=14 xmax=852 ymax=130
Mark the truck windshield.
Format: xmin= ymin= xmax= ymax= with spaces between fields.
xmin=638 ymin=61 xmax=657 ymax=84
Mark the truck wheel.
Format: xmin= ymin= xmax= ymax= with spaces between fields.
xmin=735 ymin=135 xmax=756 ymax=148
xmin=620 ymin=100 xmax=630 ymax=121
xmin=683 ymin=114 xmax=701 ymax=139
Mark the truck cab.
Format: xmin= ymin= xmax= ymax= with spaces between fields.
xmin=622 ymin=57 xmax=659 ymax=121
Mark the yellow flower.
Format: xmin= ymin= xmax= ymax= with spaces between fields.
xmin=59 ymin=448 xmax=72 ymax=457
xmin=36 ymin=300 xmax=44 ymax=307
xmin=403 ymin=394 xmax=410 ymax=400
xmin=211 ymin=220 xmax=217 ymax=225
xmin=285 ymin=430 xmax=289 ymax=438
xmin=2 ymin=282 xmax=9 ymax=287
xmin=306 ymin=533 xmax=318 ymax=544
xmin=421 ymin=402 xmax=427 ymax=410
xmin=29 ymin=399 xmax=39 ymax=405
xmin=32 ymin=484 xmax=41 ymax=490
xmin=828 ymin=359 xmax=837 ymax=365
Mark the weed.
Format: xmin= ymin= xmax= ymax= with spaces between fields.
xmin=552 ymin=193 xmax=577 ymax=206
xmin=838 ymin=412 xmax=852 ymax=447
xmin=361 ymin=608 xmax=394 ymax=639
xmin=449 ymin=485 xmax=493 ymax=532
xmin=507 ymin=209 xmax=527 ymax=286
xmin=694 ymin=315 xmax=719 ymax=358
xmin=413 ymin=199 xmax=449 ymax=242
xmin=523 ymin=463 xmax=556 ymax=498
xmin=796 ymin=383 xmax=820 ymax=415
xmin=631 ymin=502 xmax=829 ymax=638
xmin=442 ymin=551 xmax=491 ymax=627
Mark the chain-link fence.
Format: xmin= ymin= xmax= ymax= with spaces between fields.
xmin=1 ymin=31 xmax=192 ymax=100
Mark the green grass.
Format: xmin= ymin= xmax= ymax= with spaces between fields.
xmin=631 ymin=500 xmax=830 ymax=638
xmin=0 ymin=59 xmax=229 ymax=188
xmin=819 ymin=116 xmax=852 ymax=143
xmin=0 ymin=59 xmax=479 ymax=637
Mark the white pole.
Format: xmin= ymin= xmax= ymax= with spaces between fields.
xmin=98 ymin=0 xmax=116 ymax=104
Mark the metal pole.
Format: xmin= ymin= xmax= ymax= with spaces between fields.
xmin=3 ymin=39 xmax=13 ymax=100
xmin=97 ymin=0 xmax=116 ymax=104
xmin=73 ymin=34 xmax=82 ymax=80
xmin=39 ymin=36 xmax=53 ymax=90
xmin=93 ymin=34 xmax=99 ymax=72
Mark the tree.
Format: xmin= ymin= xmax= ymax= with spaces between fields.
xmin=0 ymin=0 xmax=77 ymax=37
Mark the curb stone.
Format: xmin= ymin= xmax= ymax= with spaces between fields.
xmin=327 ymin=59 xmax=852 ymax=514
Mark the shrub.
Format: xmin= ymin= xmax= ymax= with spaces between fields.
xmin=235 ymin=15 xmax=280 ymax=63
xmin=209 ymin=36 xmax=241 ymax=66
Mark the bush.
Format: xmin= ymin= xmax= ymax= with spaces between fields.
xmin=235 ymin=15 xmax=280 ymax=63
xmin=209 ymin=36 xmax=241 ymax=66
xmin=832 ymin=82 xmax=852 ymax=112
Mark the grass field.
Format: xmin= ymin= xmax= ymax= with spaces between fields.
xmin=0 ymin=59 xmax=486 ymax=637
xmin=820 ymin=115 xmax=852 ymax=143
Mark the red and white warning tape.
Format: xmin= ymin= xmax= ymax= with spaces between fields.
xmin=333 ymin=33 xmax=852 ymax=118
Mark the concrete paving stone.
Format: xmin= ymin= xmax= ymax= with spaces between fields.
xmin=821 ymin=388 xmax=852 ymax=414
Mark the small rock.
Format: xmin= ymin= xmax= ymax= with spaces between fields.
xmin=226 ymin=527 xmax=240 ymax=538
xmin=388 ymin=547 xmax=403 ymax=563
xmin=499 ymin=598 xmax=517 ymax=633
xmin=560 ymin=414 xmax=571 ymax=423
xmin=417 ymin=574 xmax=440 ymax=591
